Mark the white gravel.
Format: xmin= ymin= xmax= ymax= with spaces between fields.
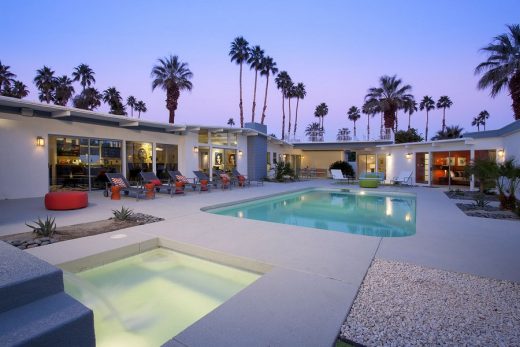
xmin=340 ymin=259 xmax=520 ymax=346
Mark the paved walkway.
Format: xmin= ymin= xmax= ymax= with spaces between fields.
xmin=2 ymin=180 xmax=519 ymax=347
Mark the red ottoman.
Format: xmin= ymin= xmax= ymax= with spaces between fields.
xmin=45 ymin=191 xmax=89 ymax=210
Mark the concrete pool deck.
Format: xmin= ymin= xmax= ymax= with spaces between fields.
xmin=2 ymin=180 xmax=520 ymax=346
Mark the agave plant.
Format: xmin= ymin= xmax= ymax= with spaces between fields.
xmin=26 ymin=216 xmax=57 ymax=237
xmin=112 ymin=206 xmax=134 ymax=221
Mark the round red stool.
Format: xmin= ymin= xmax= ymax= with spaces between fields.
xmin=45 ymin=191 xmax=88 ymax=210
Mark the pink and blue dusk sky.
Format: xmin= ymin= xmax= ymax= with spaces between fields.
xmin=3 ymin=0 xmax=520 ymax=140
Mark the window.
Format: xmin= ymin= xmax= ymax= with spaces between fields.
xmin=126 ymin=141 xmax=152 ymax=182
xmin=156 ymin=144 xmax=178 ymax=180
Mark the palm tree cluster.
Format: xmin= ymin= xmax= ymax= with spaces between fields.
xmin=472 ymin=110 xmax=490 ymax=132
xmin=336 ymin=128 xmax=351 ymax=141
xmin=305 ymin=122 xmax=322 ymax=142
xmin=431 ymin=125 xmax=464 ymax=140
xmin=342 ymin=75 xmax=455 ymax=142
xmin=0 ymin=60 xmax=147 ymax=117
xmin=0 ymin=61 xmax=29 ymax=99
xmin=229 ymin=36 xmax=307 ymax=139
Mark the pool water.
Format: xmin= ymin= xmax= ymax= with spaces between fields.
xmin=64 ymin=248 xmax=260 ymax=347
xmin=209 ymin=189 xmax=416 ymax=237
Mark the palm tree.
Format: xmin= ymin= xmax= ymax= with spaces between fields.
xmin=127 ymin=96 xmax=137 ymax=117
xmin=151 ymin=55 xmax=193 ymax=124
xmin=419 ymin=96 xmax=435 ymax=140
xmin=0 ymin=60 xmax=16 ymax=92
xmin=305 ymin=122 xmax=322 ymax=141
xmin=362 ymin=99 xmax=379 ymax=140
xmin=227 ymin=118 xmax=235 ymax=127
xmin=260 ymin=56 xmax=278 ymax=125
xmin=53 ymin=76 xmax=75 ymax=106
xmin=229 ymin=36 xmax=250 ymax=127
xmin=479 ymin=110 xmax=490 ymax=130
xmin=286 ymin=81 xmax=295 ymax=137
xmin=347 ymin=106 xmax=361 ymax=138
xmin=472 ymin=116 xmax=483 ymax=131
xmin=72 ymin=64 xmax=95 ymax=91
xmin=403 ymin=98 xmax=418 ymax=130
xmin=103 ymin=87 xmax=126 ymax=115
xmin=34 ymin=66 xmax=56 ymax=103
xmin=293 ymin=82 xmax=306 ymax=138
xmin=3 ymin=80 xmax=29 ymax=99
xmin=135 ymin=100 xmax=147 ymax=119
xmin=436 ymin=96 xmax=453 ymax=132
xmin=475 ymin=24 xmax=520 ymax=120
xmin=73 ymin=87 xmax=102 ymax=110
xmin=275 ymin=71 xmax=292 ymax=140
xmin=247 ymin=45 xmax=264 ymax=123
xmin=431 ymin=125 xmax=464 ymax=140
xmin=314 ymin=102 xmax=329 ymax=131
xmin=365 ymin=75 xmax=413 ymax=131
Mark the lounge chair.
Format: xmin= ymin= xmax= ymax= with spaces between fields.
xmin=330 ymin=169 xmax=351 ymax=184
xmin=168 ymin=170 xmax=198 ymax=191
xmin=139 ymin=171 xmax=173 ymax=196
xmin=232 ymin=168 xmax=251 ymax=187
xmin=392 ymin=171 xmax=413 ymax=185
xmin=105 ymin=173 xmax=145 ymax=200
xmin=193 ymin=171 xmax=213 ymax=191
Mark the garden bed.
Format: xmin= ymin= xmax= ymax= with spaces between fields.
xmin=445 ymin=190 xmax=499 ymax=201
xmin=456 ymin=203 xmax=519 ymax=220
xmin=1 ymin=213 xmax=163 ymax=250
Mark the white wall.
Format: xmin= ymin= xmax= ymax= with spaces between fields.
xmin=300 ymin=150 xmax=343 ymax=170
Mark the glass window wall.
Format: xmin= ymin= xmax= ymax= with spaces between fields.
xmin=156 ymin=144 xmax=178 ymax=180
xmin=126 ymin=141 xmax=152 ymax=183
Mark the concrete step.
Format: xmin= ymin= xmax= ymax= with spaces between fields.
xmin=0 ymin=292 xmax=94 ymax=347
xmin=0 ymin=242 xmax=63 ymax=313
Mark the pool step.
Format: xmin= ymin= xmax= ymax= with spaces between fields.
xmin=0 ymin=292 xmax=95 ymax=346
xmin=0 ymin=242 xmax=95 ymax=346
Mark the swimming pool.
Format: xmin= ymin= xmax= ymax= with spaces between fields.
xmin=64 ymin=248 xmax=260 ymax=347
xmin=208 ymin=189 xmax=416 ymax=237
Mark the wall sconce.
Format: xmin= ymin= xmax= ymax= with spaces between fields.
xmin=498 ymin=149 xmax=504 ymax=157
xmin=405 ymin=153 xmax=412 ymax=159
xmin=387 ymin=153 xmax=392 ymax=157
xmin=238 ymin=150 xmax=243 ymax=156
xmin=193 ymin=146 xmax=199 ymax=153
xmin=36 ymin=136 xmax=45 ymax=147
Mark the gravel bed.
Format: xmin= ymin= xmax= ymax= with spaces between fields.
xmin=340 ymin=259 xmax=520 ymax=346
xmin=445 ymin=191 xmax=499 ymax=201
xmin=456 ymin=203 xmax=519 ymax=220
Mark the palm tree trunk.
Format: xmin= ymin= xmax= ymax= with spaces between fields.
xmin=394 ymin=112 xmax=398 ymax=132
xmin=138 ymin=110 xmax=141 ymax=119
xmin=367 ymin=114 xmax=370 ymax=140
xmin=442 ymin=107 xmax=446 ymax=132
xmin=167 ymin=87 xmax=179 ymax=124
xmin=261 ymin=74 xmax=269 ymax=124
xmin=131 ymin=107 xmax=134 ymax=118
xmin=509 ymin=72 xmax=520 ymax=120
xmin=281 ymin=95 xmax=286 ymax=140
xmin=425 ymin=111 xmax=429 ymax=140
xmin=239 ymin=62 xmax=244 ymax=128
xmin=353 ymin=120 xmax=357 ymax=138
xmin=251 ymin=69 xmax=258 ymax=123
xmin=294 ymin=97 xmax=300 ymax=137
xmin=408 ymin=113 xmax=411 ymax=130
xmin=288 ymin=97 xmax=292 ymax=137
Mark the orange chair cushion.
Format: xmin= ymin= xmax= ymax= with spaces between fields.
xmin=45 ymin=192 xmax=88 ymax=210
xmin=151 ymin=179 xmax=162 ymax=186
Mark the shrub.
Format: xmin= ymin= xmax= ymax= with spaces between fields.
xmin=112 ymin=206 xmax=134 ymax=221
xmin=274 ymin=161 xmax=294 ymax=181
xmin=329 ymin=161 xmax=354 ymax=177
xmin=473 ymin=194 xmax=490 ymax=209
xmin=464 ymin=158 xmax=499 ymax=193
xmin=26 ymin=216 xmax=56 ymax=237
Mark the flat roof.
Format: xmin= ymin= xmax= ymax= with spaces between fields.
xmin=293 ymin=140 xmax=393 ymax=151
xmin=0 ymin=96 xmax=292 ymax=146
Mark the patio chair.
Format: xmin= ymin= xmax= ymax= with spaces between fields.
xmin=105 ymin=173 xmax=145 ymax=200
xmin=139 ymin=171 xmax=173 ymax=196
xmin=392 ymin=171 xmax=413 ymax=185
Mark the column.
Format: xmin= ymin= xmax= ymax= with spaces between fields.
xmin=469 ymin=148 xmax=475 ymax=191
xmin=152 ymin=143 xmax=157 ymax=173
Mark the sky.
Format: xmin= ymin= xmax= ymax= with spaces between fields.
xmin=3 ymin=0 xmax=520 ymax=141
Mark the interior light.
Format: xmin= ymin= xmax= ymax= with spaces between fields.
xmin=498 ymin=149 xmax=504 ymax=157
